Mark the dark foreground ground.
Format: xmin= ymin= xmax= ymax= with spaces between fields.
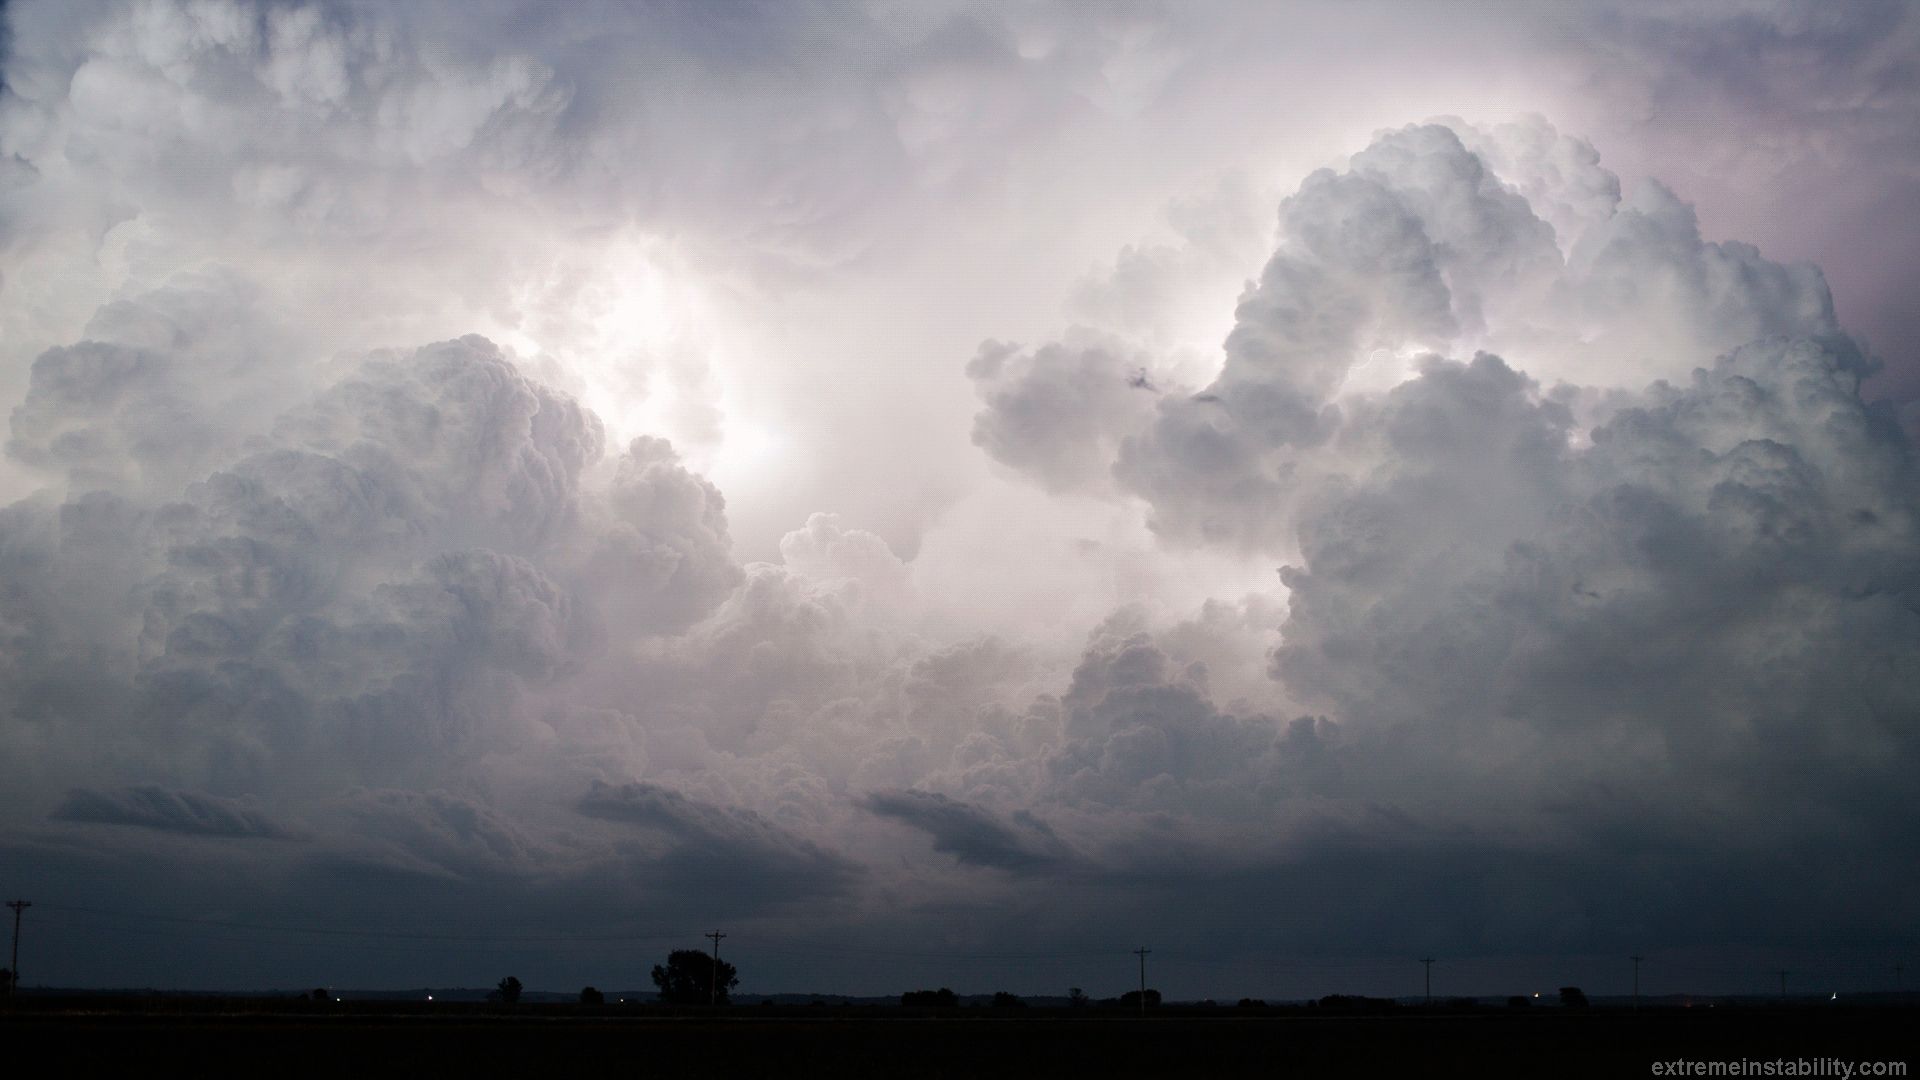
xmin=4 ymin=1003 xmax=1913 ymax=1078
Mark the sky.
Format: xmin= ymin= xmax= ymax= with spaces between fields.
xmin=1 ymin=0 xmax=1917 ymax=1002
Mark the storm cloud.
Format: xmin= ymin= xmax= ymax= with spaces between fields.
xmin=864 ymin=789 xmax=1074 ymax=875
xmin=53 ymin=785 xmax=306 ymax=840
xmin=2 ymin=1 xmax=1918 ymax=1000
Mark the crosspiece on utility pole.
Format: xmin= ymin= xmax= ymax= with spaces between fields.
xmin=6 ymin=900 xmax=29 ymax=995
xmin=1133 ymin=947 xmax=1151 ymax=1016
xmin=705 ymin=931 xmax=727 ymax=1006
xmin=1420 ymin=957 xmax=1434 ymax=1005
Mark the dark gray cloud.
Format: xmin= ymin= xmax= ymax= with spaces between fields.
xmin=53 ymin=784 xmax=305 ymax=840
xmin=577 ymin=780 xmax=859 ymax=903
xmin=1275 ymin=341 xmax=1920 ymax=874
xmin=864 ymin=789 xmax=1072 ymax=874
xmin=1041 ymin=621 xmax=1295 ymax=816
xmin=333 ymin=788 xmax=544 ymax=881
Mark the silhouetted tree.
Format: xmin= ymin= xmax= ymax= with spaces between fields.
xmin=651 ymin=949 xmax=738 ymax=1005
xmin=1067 ymin=986 xmax=1088 ymax=1008
xmin=1118 ymin=989 xmax=1161 ymax=1009
xmin=1237 ymin=998 xmax=1267 ymax=1009
xmin=579 ymin=986 xmax=604 ymax=1005
xmin=310 ymin=988 xmax=328 ymax=1002
xmin=1559 ymin=986 xmax=1589 ymax=1009
xmin=495 ymin=976 xmax=523 ymax=1004
xmin=1507 ymin=995 xmax=1531 ymax=1009
xmin=900 ymin=988 xmax=959 ymax=1007
xmin=990 ymin=991 xmax=1025 ymax=1008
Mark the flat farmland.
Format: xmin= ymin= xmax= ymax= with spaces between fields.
xmin=4 ymin=1006 xmax=1913 ymax=1078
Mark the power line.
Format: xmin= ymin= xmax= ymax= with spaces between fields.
xmin=7 ymin=900 xmax=28 ymax=994
xmin=19 ymin=902 xmax=1907 ymax=998
xmin=1132 ymin=947 xmax=1150 ymax=1017
xmin=705 ymin=931 xmax=727 ymax=1007
xmin=57 ymin=904 xmax=1863 ymax=977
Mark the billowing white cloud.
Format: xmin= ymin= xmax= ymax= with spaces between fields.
xmin=571 ymin=435 xmax=741 ymax=635
xmin=977 ymin=119 xmax=1869 ymax=555
xmin=3 ymin=0 xmax=1918 ymax=998
xmin=939 ymin=116 xmax=1920 ymax=972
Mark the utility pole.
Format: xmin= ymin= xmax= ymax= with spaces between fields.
xmin=1133 ymin=947 xmax=1151 ymax=1016
xmin=1420 ymin=957 xmax=1434 ymax=1006
xmin=704 ymin=931 xmax=727 ymax=1006
xmin=6 ymin=900 xmax=28 ymax=995
xmin=1895 ymin=964 xmax=1904 ymax=994
xmin=1631 ymin=955 xmax=1643 ymax=1011
xmin=1776 ymin=969 xmax=1788 ymax=1001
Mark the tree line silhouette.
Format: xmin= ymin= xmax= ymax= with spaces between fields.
xmin=278 ymin=950 xmax=1615 ymax=1013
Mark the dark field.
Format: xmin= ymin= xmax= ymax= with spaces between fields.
xmin=4 ymin=1004 xmax=1914 ymax=1078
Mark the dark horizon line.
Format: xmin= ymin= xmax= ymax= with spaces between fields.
xmin=8 ymin=986 xmax=1915 ymax=1006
